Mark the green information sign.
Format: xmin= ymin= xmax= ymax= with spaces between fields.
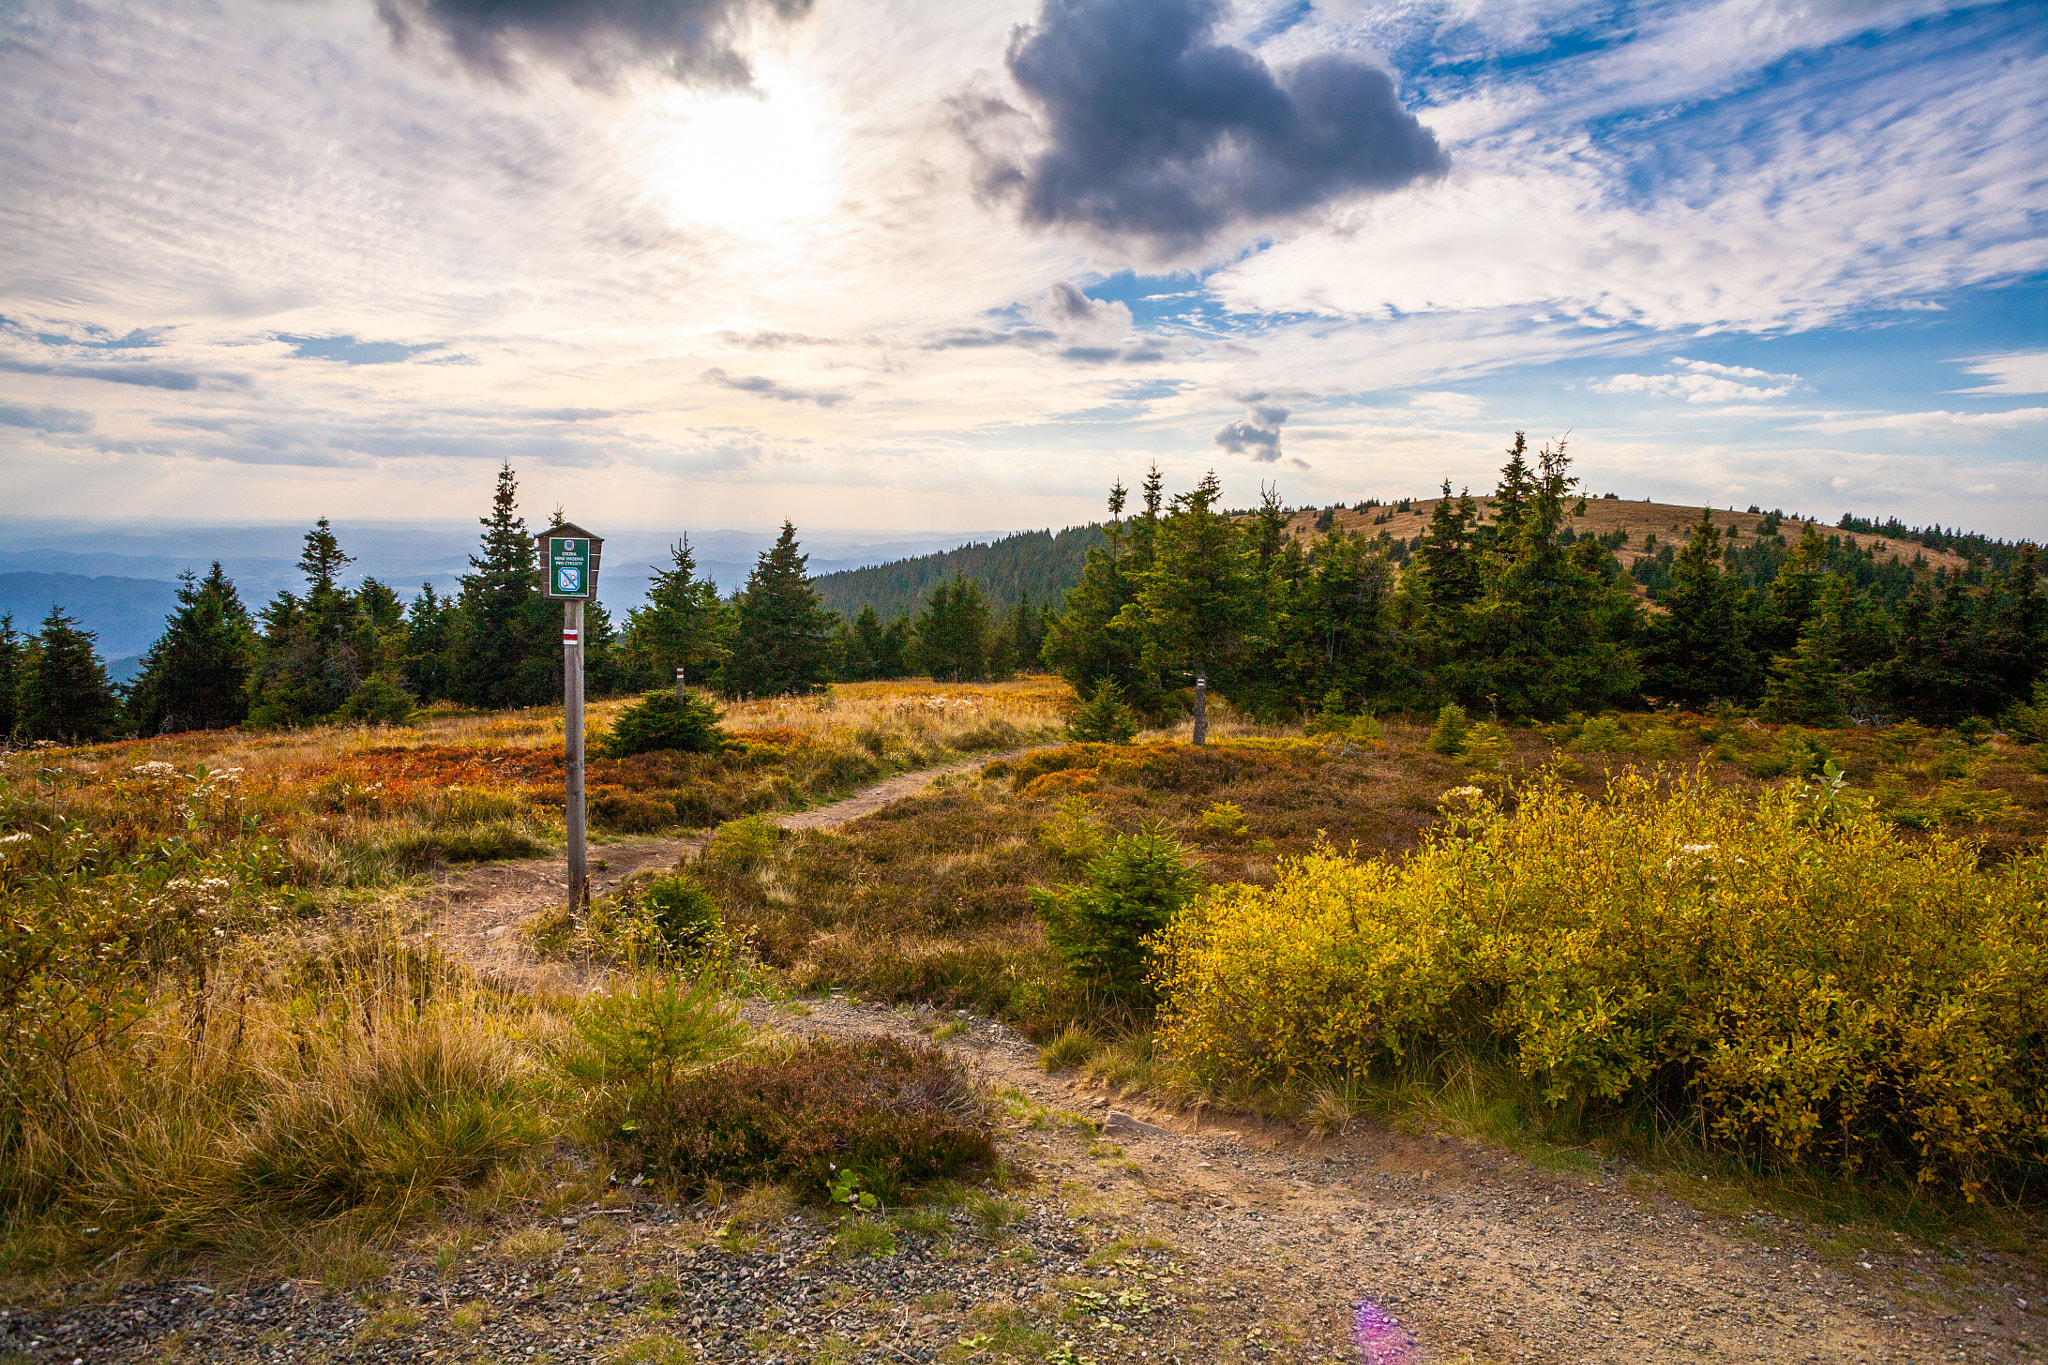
xmin=546 ymin=536 xmax=592 ymax=600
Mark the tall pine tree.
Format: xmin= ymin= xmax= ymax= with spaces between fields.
xmin=625 ymin=534 xmax=730 ymax=688
xmin=452 ymin=464 xmax=554 ymax=709
xmin=1643 ymin=509 xmax=1755 ymax=705
xmin=0 ymin=615 xmax=20 ymax=739
xmin=720 ymin=522 xmax=834 ymax=698
xmin=128 ymin=562 xmax=256 ymax=735
xmin=1762 ymin=575 xmax=1850 ymax=725
xmin=914 ymin=572 xmax=993 ymax=681
xmin=1130 ymin=471 xmax=1256 ymax=745
xmin=18 ymin=606 xmax=122 ymax=742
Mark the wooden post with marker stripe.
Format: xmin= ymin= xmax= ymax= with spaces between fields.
xmin=537 ymin=521 xmax=602 ymax=921
xmin=563 ymin=600 xmax=586 ymax=915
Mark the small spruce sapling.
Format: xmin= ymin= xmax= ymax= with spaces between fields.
xmin=1426 ymin=702 xmax=1468 ymax=756
xmin=1068 ymin=677 xmax=1140 ymax=744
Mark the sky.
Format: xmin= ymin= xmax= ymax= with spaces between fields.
xmin=1 ymin=0 xmax=2044 ymax=540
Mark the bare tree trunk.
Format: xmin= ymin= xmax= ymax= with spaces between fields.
xmin=676 ymin=666 xmax=686 ymax=703
xmin=1192 ymin=670 xmax=1208 ymax=747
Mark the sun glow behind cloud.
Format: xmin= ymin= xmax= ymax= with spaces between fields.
xmin=650 ymin=68 xmax=838 ymax=238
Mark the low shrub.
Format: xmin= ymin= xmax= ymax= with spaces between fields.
xmin=1426 ymin=703 xmax=1468 ymax=755
xmin=382 ymin=821 xmax=549 ymax=872
xmin=337 ymin=675 xmax=417 ymax=726
xmin=699 ymin=814 xmax=784 ymax=876
xmin=1156 ymin=768 xmax=2048 ymax=1195
xmin=1462 ymin=722 xmax=1511 ymax=772
xmin=1747 ymin=727 xmax=1831 ymax=779
xmin=1569 ymin=714 xmax=1629 ymax=753
xmin=1039 ymin=1025 xmax=1100 ymax=1072
xmin=528 ymin=873 xmax=726 ymax=963
xmin=1031 ymin=828 xmax=1200 ymax=1007
xmin=644 ymin=875 xmax=722 ymax=952
xmin=564 ymin=967 xmax=748 ymax=1093
xmin=1198 ymin=800 xmax=1248 ymax=837
xmin=594 ymin=1035 xmax=994 ymax=1201
xmin=598 ymin=691 xmax=726 ymax=760
xmin=1067 ymin=679 xmax=1140 ymax=745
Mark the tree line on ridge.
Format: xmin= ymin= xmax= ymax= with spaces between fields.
xmin=5 ymin=438 xmax=2043 ymax=744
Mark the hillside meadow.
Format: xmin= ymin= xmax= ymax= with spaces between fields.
xmin=5 ymin=679 xmax=2048 ymax=1283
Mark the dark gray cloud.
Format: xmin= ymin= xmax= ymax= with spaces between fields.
xmin=1214 ymin=391 xmax=1289 ymax=461
xmin=278 ymin=334 xmax=445 ymax=365
xmin=377 ymin=0 xmax=812 ymax=87
xmin=923 ymin=326 xmax=1059 ymax=350
xmin=0 ymin=402 xmax=94 ymax=434
xmin=0 ymin=358 xmax=246 ymax=392
xmin=968 ymin=0 xmax=1448 ymax=251
xmin=702 ymin=366 xmax=847 ymax=407
xmin=1059 ymin=342 xmax=1166 ymax=365
xmin=717 ymin=330 xmax=836 ymax=350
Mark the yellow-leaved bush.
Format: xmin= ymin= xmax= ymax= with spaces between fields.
xmin=1154 ymin=770 xmax=2048 ymax=1195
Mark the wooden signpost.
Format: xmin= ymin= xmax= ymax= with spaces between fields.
xmin=538 ymin=524 xmax=603 ymax=916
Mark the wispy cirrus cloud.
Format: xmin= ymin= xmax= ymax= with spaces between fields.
xmin=1952 ymin=350 xmax=2048 ymax=396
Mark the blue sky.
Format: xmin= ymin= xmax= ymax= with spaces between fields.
xmin=0 ymin=0 xmax=2042 ymax=537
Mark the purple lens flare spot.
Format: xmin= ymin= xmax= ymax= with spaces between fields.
xmin=1354 ymin=1298 xmax=1416 ymax=1365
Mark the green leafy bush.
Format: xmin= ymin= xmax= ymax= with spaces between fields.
xmin=594 ymin=1035 xmax=994 ymax=1201
xmin=337 ymin=674 xmax=416 ymax=726
xmin=699 ymin=814 xmax=784 ymax=876
xmin=1031 ymin=828 xmax=1200 ymax=1005
xmin=599 ymin=691 xmax=726 ymax=760
xmin=645 ymin=875 xmax=721 ymax=953
xmin=1067 ymin=679 xmax=1140 ymax=744
xmin=1569 ymin=714 xmax=1630 ymax=753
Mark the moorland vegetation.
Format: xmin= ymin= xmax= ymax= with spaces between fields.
xmin=5 ymin=433 xmax=2048 ymax=1287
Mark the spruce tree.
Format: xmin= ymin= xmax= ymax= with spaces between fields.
xmin=403 ymin=582 xmax=456 ymax=701
xmin=0 ymin=615 xmax=20 ymax=739
xmin=915 ymin=572 xmax=991 ymax=681
xmin=1644 ymin=509 xmax=1755 ymax=705
xmin=1133 ymin=471 xmax=1256 ymax=745
xmin=843 ymin=604 xmax=886 ymax=680
xmin=452 ymin=463 xmax=552 ymax=709
xmin=1762 ymin=576 xmax=1850 ymax=726
xmin=720 ymin=522 xmax=833 ymax=698
xmin=128 ymin=562 xmax=256 ymax=735
xmin=1008 ymin=594 xmax=1044 ymax=672
xmin=1044 ymin=477 xmax=1158 ymax=706
xmin=1461 ymin=438 xmax=1641 ymax=717
xmin=878 ymin=611 xmax=913 ymax=678
xmin=18 ymin=606 xmax=122 ymax=742
xmin=246 ymin=520 xmax=377 ymax=726
xmin=625 ymin=534 xmax=730 ymax=688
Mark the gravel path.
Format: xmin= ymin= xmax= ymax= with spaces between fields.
xmin=11 ymin=758 xmax=2042 ymax=1364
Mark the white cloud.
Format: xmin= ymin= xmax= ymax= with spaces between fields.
xmin=1952 ymin=350 xmax=2048 ymax=396
xmin=1592 ymin=357 xmax=1800 ymax=404
xmin=1795 ymin=407 xmax=2048 ymax=435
